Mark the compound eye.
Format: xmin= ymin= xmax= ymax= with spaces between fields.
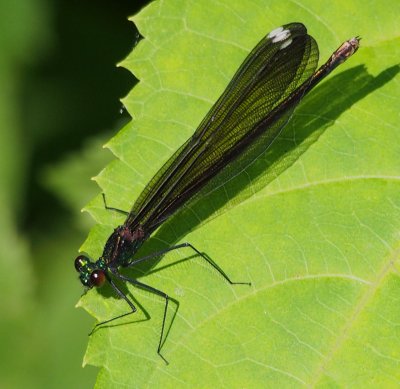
xmin=90 ymin=269 xmax=106 ymax=287
xmin=75 ymin=255 xmax=89 ymax=272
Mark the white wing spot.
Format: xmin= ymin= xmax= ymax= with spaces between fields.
xmin=267 ymin=27 xmax=291 ymax=43
xmin=280 ymin=38 xmax=293 ymax=49
xmin=267 ymin=26 xmax=284 ymax=38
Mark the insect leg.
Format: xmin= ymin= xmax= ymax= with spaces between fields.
xmin=89 ymin=275 xmax=137 ymax=335
xmin=110 ymin=268 xmax=170 ymax=364
xmin=102 ymin=192 xmax=130 ymax=216
xmin=126 ymin=242 xmax=251 ymax=286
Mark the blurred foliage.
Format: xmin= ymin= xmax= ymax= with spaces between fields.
xmin=0 ymin=0 xmax=149 ymax=388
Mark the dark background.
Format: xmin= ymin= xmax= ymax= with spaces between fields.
xmin=0 ymin=0 xmax=149 ymax=387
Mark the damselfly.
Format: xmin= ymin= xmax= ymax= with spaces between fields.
xmin=75 ymin=22 xmax=360 ymax=363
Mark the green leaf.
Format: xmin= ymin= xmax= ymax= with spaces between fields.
xmin=78 ymin=0 xmax=400 ymax=387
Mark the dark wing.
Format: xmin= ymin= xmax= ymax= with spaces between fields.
xmin=126 ymin=22 xmax=319 ymax=233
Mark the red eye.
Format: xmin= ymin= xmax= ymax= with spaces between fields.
xmin=90 ymin=270 xmax=106 ymax=287
xmin=75 ymin=255 xmax=89 ymax=272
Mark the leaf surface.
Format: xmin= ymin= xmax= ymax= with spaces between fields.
xmin=78 ymin=1 xmax=400 ymax=387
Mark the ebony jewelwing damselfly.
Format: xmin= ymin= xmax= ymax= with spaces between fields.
xmin=75 ymin=22 xmax=360 ymax=363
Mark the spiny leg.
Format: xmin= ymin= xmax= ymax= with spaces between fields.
xmin=126 ymin=242 xmax=251 ymax=286
xmin=110 ymin=268 xmax=170 ymax=365
xmin=102 ymin=192 xmax=130 ymax=216
xmin=89 ymin=276 xmax=137 ymax=335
